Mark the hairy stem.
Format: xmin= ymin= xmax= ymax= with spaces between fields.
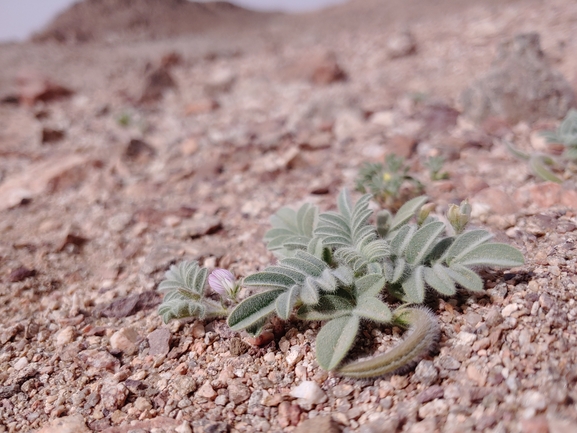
xmin=337 ymin=307 xmax=439 ymax=378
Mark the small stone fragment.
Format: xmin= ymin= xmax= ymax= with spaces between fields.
xmin=228 ymin=380 xmax=251 ymax=404
xmin=100 ymin=383 xmax=128 ymax=411
xmin=289 ymin=381 xmax=328 ymax=405
xmin=35 ymin=414 xmax=90 ymax=433
xmin=522 ymin=391 xmax=547 ymax=411
xmin=417 ymin=385 xmax=444 ymax=404
xmin=387 ymin=30 xmax=417 ymax=59
xmin=110 ymin=327 xmax=139 ymax=355
xmin=502 ymin=304 xmax=519 ymax=317
xmin=9 ymin=266 xmax=36 ymax=282
xmin=54 ymin=326 xmax=76 ymax=346
xmin=147 ymin=328 xmax=171 ymax=357
xmin=294 ymin=416 xmax=342 ymax=433
xmin=196 ymin=381 xmax=217 ymax=400
xmin=413 ymin=360 xmax=439 ymax=386
xmin=78 ymin=349 xmax=120 ymax=371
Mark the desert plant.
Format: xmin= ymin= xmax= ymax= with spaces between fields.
xmin=507 ymin=109 xmax=577 ymax=183
xmin=157 ymin=261 xmax=229 ymax=323
xmin=424 ymin=155 xmax=449 ymax=180
xmin=541 ymin=108 xmax=577 ymax=161
xmin=355 ymin=155 xmax=424 ymax=210
xmin=225 ymin=190 xmax=524 ymax=376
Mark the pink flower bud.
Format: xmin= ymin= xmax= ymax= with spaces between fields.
xmin=208 ymin=269 xmax=238 ymax=300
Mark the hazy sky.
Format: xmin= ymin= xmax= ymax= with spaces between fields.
xmin=0 ymin=0 xmax=346 ymax=42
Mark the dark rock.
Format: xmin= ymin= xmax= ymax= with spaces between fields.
xmin=41 ymin=128 xmax=65 ymax=144
xmin=139 ymin=66 xmax=176 ymax=104
xmin=461 ymin=32 xmax=576 ymax=123
xmin=123 ymin=139 xmax=156 ymax=164
xmin=9 ymin=266 xmax=36 ymax=282
xmin=229 ymin=337 xmax=249 ymax=356
xmin=0 ymin=384 xmax=20 ymax=399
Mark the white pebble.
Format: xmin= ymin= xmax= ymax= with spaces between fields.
xmin=502 ymin=304 xmax=518 ymax=317
xmin=457 ymin=331 xmax=477 ymax=345
xmin=289 ymin=381 xmax=327 ymax=405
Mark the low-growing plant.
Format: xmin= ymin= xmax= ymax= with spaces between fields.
xmin=507 ymin=109 xmax=577 ymax=183
xmin=355 ymin=155 xmax=424 ymax=210
xmin=424 ymin=155 xmax=449 ymax=181
xmin=158 ymin=190 xmax=524 ymax=378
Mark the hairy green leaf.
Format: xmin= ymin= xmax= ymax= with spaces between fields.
xmin=243 ymin=271 xmax=296 ymax=290
xmin=275 ymin=285 xmax=300 ymax=320
xmin=445 ymin=264 xmax=483 ymax=292
xmin=354 ymin=297 xmax=392 ymax=323
xmin=355 ymin=274 xmax=386 ymax=297
xmin=451 ymin=243 xmax=525 ymax=268
xmin=389 ymin=196 xmax=428 ymax=232
xmin=423 ymin=264 xmax=456 ymax=296
xmin=227 ymin=290 xmax=284 ymax=330
xmin=316 ymin=315 xmax=360 ymax=370
xmin=443 ymin=229 xmax=493 ymax=264
xmin=401 ymin=265 xmax=425 ymax=303
xmin=529 ymin=155 xmax=562 ymax=183
xmin=405 ymin=221 xmax=445 ymax=264
xmin=296 ymin=294 xmax=354 ymax=320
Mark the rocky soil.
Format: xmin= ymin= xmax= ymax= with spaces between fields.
xmin=0 ymin=0 xmax=576 ymax=432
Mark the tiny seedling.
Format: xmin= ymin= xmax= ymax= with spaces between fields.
xmin=424 ymin=155 xmax=449 ymax=181
xmin=507 ymin=109 xmax=577 ymax=183
xmin=355 ymin=155 xmax=424 ymax=210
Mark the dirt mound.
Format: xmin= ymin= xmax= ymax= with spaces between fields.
xmin=31 ymin=0 xmax=276 ymax=43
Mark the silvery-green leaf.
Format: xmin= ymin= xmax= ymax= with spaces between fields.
xmin=318 ymin=234 xmax=353 ymax=249
xmin=283 ymin=236 xmax=313 ymax=249
xmin=391 ymin=257 xmax=407 ymax=284
xmin=443 ymin=229 xmax=493 ymax=264
xmin=451 ymin=243 xmax=525 ymax=268
xmin=243 ymin=271 xmax=296 ymax=290
xmin=376 ymin=209 xmax=392 ymax=237
xmin=332 ymin=266 xmax=354 ymax=286
xmin=265 ymin=234 xmax=294 ymax=250
xmin=276 ymin=285 xmax=300 ymax=319
xmin=265 ymin=266 xmax=307 ymax=284
xmin=245 ymin=318 xmax=267 ymax=337
xmin=367 ymin=262 xmax=382 ymax=275
xmin=307 ymin=237 xmax=324 ymax=258
xmin=337 ymin=189 xmax=354 ymax=220
xmin=382 ymin=258 xmax=394 ymax=282
xmin=389 ymin=196 xmax=428 ymax=232
xmin=317 ymin=212 xmax=350 ymax=234
xmin=316 ymin=315 xmax=360 ymax=370
xmin=316 ymin=268 xmax=338 ymax=292
xmin=295 ymin=251 xmax=328 ymax=271
xmin=227 ymin=289 xmax=284 ymax=330
xmin=301 ymin=277 xmax=320 ymax=305
xmin=445 ymin=264 xmax=483 ymax=292
xmin=263 ymin=227 xmax=295 ymax=241
xmin=529 ymin=155 xmax=562 ymax=183
xmin=405 ymin=221 xmax=445 ymax=264
xmin=390 ymin=224 xmax=416 ymax=256
xmin=297 ymin=203 xmax=318 ymax=237
xmin=270 ymin=207 xmax=299 ymax=231
xmin=355 ymin=274 xmax=386 ymax=297
xmin=282 ymin=257 xmax=324 ymax=277
xmin=425 ymin=236 xmax=454 ymax=264
xmin=401 ymin=265 xmax=425 ymax=303
xmin=423 ymin=264 xmax=456 ymax=296
xmin=354 ymin=297 xmax=392 ymax=323
xmin=296 ymin=295 xmax=354 ymax=320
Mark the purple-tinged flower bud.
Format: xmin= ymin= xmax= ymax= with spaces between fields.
xmin=208 ymin=269 xmax=239 ymax=300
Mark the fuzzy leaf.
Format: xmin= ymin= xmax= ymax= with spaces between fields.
xmin=391 ymin=257 xmax=407 ymax=284
xmin=355 ymin=274 xmax=386 ymax=297
xmin=336 ymin=189 xmax=353 ymax=220
xmin=423 ymin=264 xmax=456 ymax=296
xmin=390 ymin=224 xmax=416 ymax=256
xmin=444 ymin=230 xmax=493 ymax=264
xmin=316 ymin=315 xmax=360 ymax=370
xmin=307 ymin=237 xmax=324 ymax=258
xmin=301 ymin=277 xmax=320 ymax=305
xmin=245 ymin=318 xmax=267 ymax=337
xmin=158 ymin=261 xmax=207 ymax=296
xmin=401 ymin=265 xmax=425 ymax=303
xmin=332 ymin=266 xmax=354 ymax=286
xmin=282 ymin=257 xmax=324 ymax=278
xmin=354 ymin=297 xmax=392 ymax=323
xmin=276 ymin=285 xmax=300 ymax=320
xmin=451 ymin=243 xmax=525 ymax=268
xmin=264 ymin=266 xmax=307 ymax=284
xmin=227 ymin=290 xmax=284 ymax=330
xmin=445 ymin=264 xmax=483 ymax=292
xmin=405 ymin=221 xmax=445 ymax=264
xmin=296 ymin=294 xmax=354 ymax=320
xmin=529 ymin=155 xmax=562 ymax=183
xmin=243 ymin=271 xmax=296 ymax=290
xmin=389 ymin=196 xmax=428 ymax=232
